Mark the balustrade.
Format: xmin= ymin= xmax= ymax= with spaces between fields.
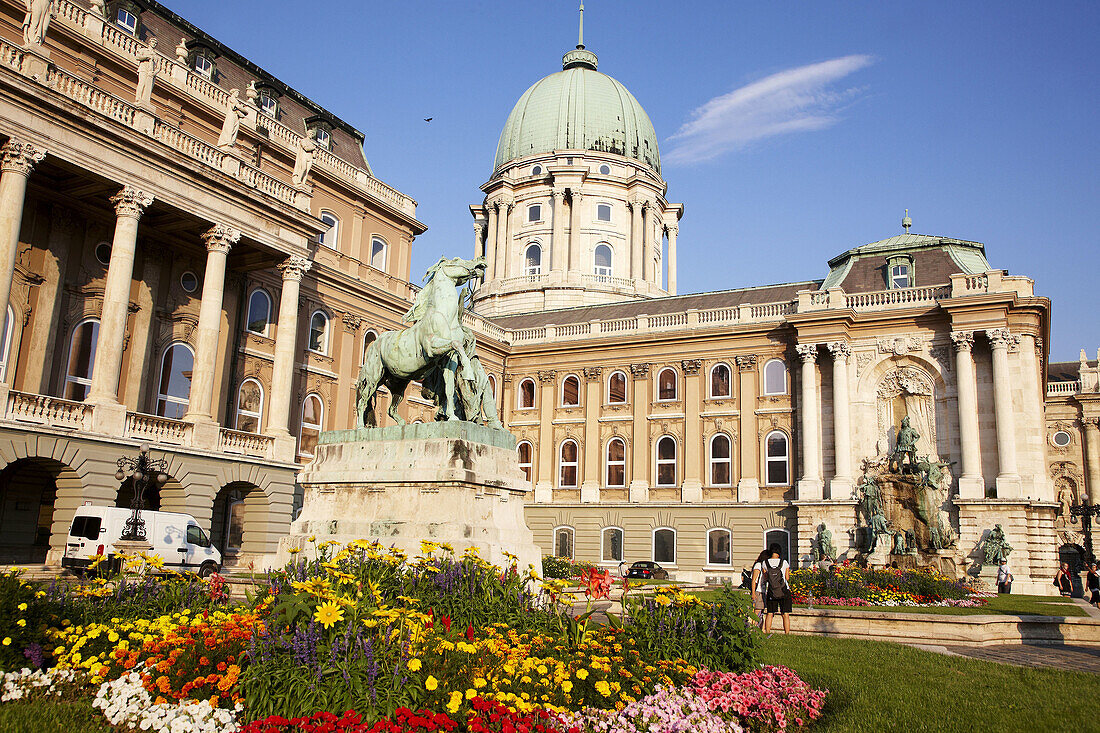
xmin=1047 ymin=381 xmax=1081 ymax=396
xmin=124 ymin=412 xmax=193 ymax=445
xmin=219 ymin=428 xmax=274 ymax=457
xmin=5 ymin=391 xmax=92 ymax=430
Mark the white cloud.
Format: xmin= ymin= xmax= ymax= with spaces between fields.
xmin=665 ymin=55 xmax=874 ymax=165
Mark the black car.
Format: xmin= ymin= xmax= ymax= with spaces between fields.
xmin=624 ymin=561 xmax=669 ymax=580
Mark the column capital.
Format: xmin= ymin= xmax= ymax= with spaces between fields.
xmin=551 ymin=188 xmax=567 ymax=202
xmin=110 ymin=185 xmax=154 ymax=219
xmin=827 ymin=341 xmax=851 ymax=361
xmin=569 ymin=189 xmax=583 ymax=203
xmin=666 ymin=224 xmax=679 ymax=236
xmin=583 ymin=366 xmax=602 ymax=382
xmin=537 ymin=370 xmax=557 ymax=384
xmin=1034 ymin=336 xmax=1044 ymax=356
xmin=986 ymin=328 xmax=1013 ymax=349
xmin=473 ymin=221 xmax=485 ymax=235
xmin=795 ymin=343 xmax=819 ymax=363
xmin=1081 ymin=417 xmax=1100 ymax=431
xmin=735 ymin=354 xmax=757 ymax=371
xmin=0 ymin=140 xmax=46 ymax=176
xmin=680 ymin=358 xmax=703 ymax=375
xmin=201 ymin=224 xmax=241 ymax=254
xmin=950 ymin=330 xmax=975 ymax=352
xmin=630 ymin=362 xmax=650 ymax=379
xmin=277 ymin=255 xmax=313 ymax=282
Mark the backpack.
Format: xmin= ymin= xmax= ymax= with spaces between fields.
xmin=763 ymin=560 xmax=787 ymax=599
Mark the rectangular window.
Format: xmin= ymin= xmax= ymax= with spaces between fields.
xmin=891 ymin=264 xmax=910 ymax=289
xmin=314 ymin=128 xmax=331 ymax=150
xmin=69 ymin=516 xmax=101 ymax=540
xmin=194 ymin=55 xmax=213 ymax=79
xmin=259 ymin=93 xmax=278 ymax=117
xmin=597 ymin=203 xmax=612 ymax=222
xmin=528 ymin=204 xmax=541 ymax=222
xmin=116 ymin=8 xmax=137 ymax=34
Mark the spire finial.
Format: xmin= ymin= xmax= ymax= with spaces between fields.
xmin=578 ymin=2 xmax=584 ymax=48
xmin=902 ymin=208 xmax=912 ymax=233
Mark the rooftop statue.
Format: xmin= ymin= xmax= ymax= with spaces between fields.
xmin=355 ymin=256 xmax=488 ymax=427
xmin=217 ymin=89 xmax=247 ymax=148
xmin=22 ymin=0 xmax=53 ymax=47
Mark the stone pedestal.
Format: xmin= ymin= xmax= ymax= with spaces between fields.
xmin=278 ymin=422 xmax=541 ymax=572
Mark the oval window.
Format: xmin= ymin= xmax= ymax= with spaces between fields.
xmin=95 ymin=242 xmax=112 ymax=265
xmin=180 ymin=271 xmax=199 ymax=293
xmin=1052 ymin=430 xmax=1072 ymax=447
xmin=599 ymin=164 xmax=610 ymax=175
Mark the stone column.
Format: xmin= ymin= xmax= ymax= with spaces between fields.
xmin=667 ymin=225 xmax=678 ymax=295
xmin=484 ymin=204 xmax=497 ymax=282
xmin=951 ymin=331 xmax=984 ymax=498
xmin=827 ymin=342 xmax=853 ymax=496
xmin=550 ymin=188 xmax=567 ymax=276
xmin=736 ymin=355 xmax=760 ymax=501
xmin=183 ymin=224 xmax=240 ymax=424
xmin=472 ymin=221 xmax=485 ymax=259
xmin=796 ymin=343 xmax=823 ymax=499
xmin=0 ymin=141 xmax=45 ymax=346
xmin=640 ymin=201 xmax=652 ymax=284
xmin=88 ymin=186 xmax=154 ymax=406
xmin=266 ymin=256 xmax=312 ymax=446
xmin=681 ymin=359 xmax=704 ymax=502
xmin=580 ymin=366 xmax=602 ymax=503
xmin=534 ymin=370 xmax=556 ymax=503
xmin=567 ymin=190 xmax=583 ymax=275
xmin=629 ymin=197 xmax=643 ymax=283
xmin=1084 ymin=418 xmax=1100 ymax=504
xmin=628 ymin=363 xmax=650 ymax=502
xmin=987 ymin=328 xmax=1021 ymax=496
xmin=496 ymin=200 xmax=513 ymax=280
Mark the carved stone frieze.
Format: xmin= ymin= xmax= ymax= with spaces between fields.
xmin=929 ymin=345 xmax=952 ymax=371
xmin=342 ymin=312 xmax=364 ymax=332
xmin=735 ymin=354 xmax=757 ymax=371
xmin=681 ymin=359 xmax=703 ymax=375
xmin=877 ymin=335 xmax=924 ymax=356
xmin=583 ymin=366 xmax=603 ymax=382
xmin=630 ymin=363 xmax=650 ymax=379
xmin=537 ymin=370 xmax=557 ymax=384
xmin=855 ymin=351 xmax=876 ymax=376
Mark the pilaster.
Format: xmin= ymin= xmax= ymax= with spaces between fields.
xmin=628 ymin=362 xmax=650 ymax=502
xmin=736 ymin=354 xmax=760 ymax=501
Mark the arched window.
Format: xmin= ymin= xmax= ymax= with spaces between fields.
xmin=156 ymin=343 xmax=195 ymax=419
xmin=763 ymin=359 xmax=787 ymax=395
xmin=553 ymin=526 xmax=574 ymax=559
xmin=298 ymin=393 xmax=324 ymax=459
xmin=607 ymin=370 xmax=627 ymax=404
xmin=488 ymin=374 xmax=497 ymax=402
xmin=707 ymin=528 xmax=732 ymax=566
xmin=606 ymin=438 xmax=626 ymax=487
xmin=370 ymin=236 xmax=387 ymax=270
xmin=362 ymin=330 xmax=378 ymax=363
xmin=594 ymin=243 xmax=612 ymax=278
xmin=710 ymin=433 xmax=732 ymax=486
xmin=524 ymin=243 xmax=542 ymax=276
xmin=0 ymin=305 xmax=13 ymax=382
xmin=235 ymin=378 xmax=264 ymax=433
xmin=764 ymin=528 xmax=790 ymax=562
xmin=656 ymin=436 xmax=677 ymax=486
xmin=308 ymin=310 xmax=329 ymax=354
xmin=710 ymin=363 xmax=731 ymax=398
xmin=246 ymin=289 xmax=271 ymax=335
xmin=518 ymin=378 xmax=536 ymax=409
xmin=561 ymin=374 xmax=580 ymax=407
xmin=517 ymin=440 xmax=533 ymax=481
xmin=653 ymin=527 xmax=676 ymax=564
xmin=602 ymin=527 xmax=623 ymax=563
xmin=318 ymin=211 xmax=340 ymax=249
xmin=559 ymin=439 xmax=579 ymax=487
xmin=64 ymin=318 xmax=99 ymax=401
xmin=765 ymin=431 xmax=789 ymax=485
xmin=657 ymin=367 xmax=678 ymax=401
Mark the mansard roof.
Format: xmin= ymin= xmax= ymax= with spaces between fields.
xmin=822 ymin=233 xmax=992 ymax=292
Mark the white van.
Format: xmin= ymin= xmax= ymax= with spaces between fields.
xmin=62 ymin=505 xmax=222 ymax=576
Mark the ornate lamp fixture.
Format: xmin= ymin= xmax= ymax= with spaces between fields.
xmin=114 ymin=442 xmax=169 ymax=542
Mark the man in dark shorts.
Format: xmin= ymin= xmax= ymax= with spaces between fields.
xmin=761 ymin=543 xmax=792 ymax=634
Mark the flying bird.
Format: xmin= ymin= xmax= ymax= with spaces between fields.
xmin=424 ymin=117 xmax=432 ymax=122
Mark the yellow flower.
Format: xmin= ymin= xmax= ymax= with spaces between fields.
xmin=17 ymin=603 xmax=26 ymax=611
xmin=654 ymin=594 xmax=673 ymax=607
xmin=594 ymin=680 xmax=612 ymax=697
xmin=465 ymin=688 xmax=477 ymax=700
xmin=313 ymin=601 xmax=344 ymax=629
xmin=446 ymin=690 xmax=462 ymax=713
xmin=474 ymin=677 xmax=487 ymax=688
xmin=562 ymin=680 xmax=573 ymax=693
xmin=1 ymin=638 xmax=9 ymax=646
xmin=575 ymin=668 xmax=589 ymax=680
xmin=308 ymin=535 xmax=317 ymax=542
xmin=425 ymin=675 xmax=438 ymax=691
xmin=408 ymin=658 xmax=422 ymax=671
xmin=16 ymin=619 xmax=25 ymax=627
xmin=289 ymin=547 xmax=301 ymax=555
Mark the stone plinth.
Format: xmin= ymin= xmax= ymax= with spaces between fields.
xmin=278 ymin=422 xmax=541 ymax=572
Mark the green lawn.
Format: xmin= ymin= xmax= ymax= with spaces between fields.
xmin=0 ymin=699 xmax=110 ymax=732
xmin=796 ymin=593 xmax=1087 ymax=618
xmin=759 ymin=634 xmax=1099 ymax=732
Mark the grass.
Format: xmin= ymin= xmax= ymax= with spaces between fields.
xmin=0 ymin=698 xmax=111 ymax=732
xmin=796 ymin=593 xmax=1088 ymax=618
xmin=758 ymin=634 xmax=1100 ymax=732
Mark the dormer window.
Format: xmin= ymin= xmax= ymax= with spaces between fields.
xmin=193 ymin=54 xmax=213 ymax=78
xmin=115 ymin=6 xmax=138 ymax=34
xmin=313 ymin=127 xmax=331 ymax=150
xmin=259 ymin=92 xmax=278 ymax=117
xmin=887 ymin=255 xmax=915 ymax=289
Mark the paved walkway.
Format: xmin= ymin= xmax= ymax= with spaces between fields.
xmin=911 ymin=641 xmax=1100 ymax=674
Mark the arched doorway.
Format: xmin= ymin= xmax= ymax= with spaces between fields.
xmin=211 ymin=481 xmax=266 ymax=567
xmin=0 ymin=458 xmax=80 ymax=564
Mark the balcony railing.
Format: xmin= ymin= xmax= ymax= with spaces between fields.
xmin=1046 ymin=381 xmax=1080 ymax=396
xmin=125 ymin=412 xmax=193 ymax=445
xmin=218 ymin=428 xmax=274 ymax=458
xmin=6 ymin=391 xmax=91 ymax=430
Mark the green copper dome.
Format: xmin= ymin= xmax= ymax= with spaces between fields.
xmin=493 ymin=47 xmax=661 ymax=175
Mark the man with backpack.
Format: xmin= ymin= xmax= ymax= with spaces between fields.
xmin=760 ymin=543 xmax=793 ymax=634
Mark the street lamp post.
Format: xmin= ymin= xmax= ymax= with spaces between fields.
xmin=115 ymin=442 xmax=169 ymax=542
xmin=1070 ymin=498 xmax=1100 ymax=565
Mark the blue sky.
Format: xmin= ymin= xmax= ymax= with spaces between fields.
xmin=165 ymin=1 xmax=1099 ymax=362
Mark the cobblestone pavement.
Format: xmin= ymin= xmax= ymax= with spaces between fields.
xmin=911 ymin=643 xmax=1100 ymax=674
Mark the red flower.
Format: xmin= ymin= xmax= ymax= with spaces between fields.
xmin=579 ymin=567 xmax=612 ymax=600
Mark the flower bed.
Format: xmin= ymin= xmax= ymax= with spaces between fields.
xmin=0 ymin=541 xmax=826 ymax=732
xmin=788 ymin=563 xmax=984 ymax=607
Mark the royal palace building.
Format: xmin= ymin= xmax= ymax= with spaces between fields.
xmin=0 ymin=1 xmax=1091 ymax=592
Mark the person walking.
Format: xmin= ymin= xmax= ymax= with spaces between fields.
xmin=996 ymin=559 xmax=1013 ymax=594
xmin=749 ymin=548 xmax=771 ymax=627
xmin=759 ymin=543 xmax=792 ymax=634
xmin=1055 ymin=561 xmax=1073 ymax=597
xmin=1086 ymin=562 xmax=1099 ymax=608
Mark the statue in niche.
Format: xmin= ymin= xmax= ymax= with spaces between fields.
xmin=218 ymin=89 xmax=247 ymax=148
xmin=22 ymin=0 xmax=53 ymax=47
xmin=890 ymin=530 xmax=906 ymax=556
xmin=135 ymin=39 xmax=158 ymax=107
xmin=292 ymin=135 xmax=316 ymax=188
xmin=982 ymin=524 xmax=1012 ymax=566
xmin=904 ymin=530 xmax=917 ymax=554
xmin=889 ymin=417 xmax=920 ymax=473
xmin=812 ymin=524 xmax=836 ymax=562
xmin=877 ymin=367 xmax=937 ymax=461
xmin=858 ymin=474 xmax=882 ymax=525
